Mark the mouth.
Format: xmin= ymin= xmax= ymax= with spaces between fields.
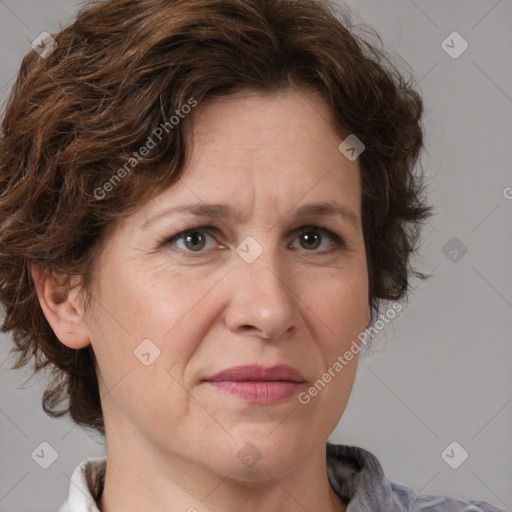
xmin=203 ymin=364 xmax=306 ymax=404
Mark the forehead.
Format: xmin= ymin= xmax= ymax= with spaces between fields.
xmin=191 ymin=88 xmax=340 ymax=150
xmin=133 ymin=88 xmax=362 ymax=229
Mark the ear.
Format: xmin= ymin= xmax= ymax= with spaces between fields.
xmin=31 ymin=263 xmax=91 ymax=349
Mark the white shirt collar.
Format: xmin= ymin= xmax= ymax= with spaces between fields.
xmin=59 ymin=456 xmax=105 ymax=512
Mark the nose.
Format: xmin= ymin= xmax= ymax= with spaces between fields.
xmin=223 ymin=244 xmax=300 ymax=341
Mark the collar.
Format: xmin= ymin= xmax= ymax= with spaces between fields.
xmin=58 ymin=443 xmax=506 ymax=512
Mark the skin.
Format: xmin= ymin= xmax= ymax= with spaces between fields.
xmin=33 ymin=88 xmax=370 ymax=512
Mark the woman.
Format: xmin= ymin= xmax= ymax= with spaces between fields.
xmin=0 ymin=0 xmax=507 ymax=511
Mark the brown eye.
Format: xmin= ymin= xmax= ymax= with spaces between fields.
xmin=291 ymin=226 xmax=346 ymax=253
xmin=182 ymin=231 xmax=207 ymax=251
xmin=162 ymin=227 xmax=218 ymax=254
xmin=299 ymin=230 xmax=321 ymax=250
xmin=161 ymin=224 xmax=345 ymax=257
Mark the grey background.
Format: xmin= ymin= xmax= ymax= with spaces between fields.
xmin=1 ymin=0 xmax=511 ymax=510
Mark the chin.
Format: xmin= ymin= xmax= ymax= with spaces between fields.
xmin=204 ymin=430 xmax=315 ymax=481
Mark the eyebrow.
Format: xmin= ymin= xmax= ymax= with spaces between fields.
xmin=141 ymin=200 xmax=361 ymax=230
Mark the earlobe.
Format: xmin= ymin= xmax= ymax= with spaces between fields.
xmin=31 ymin=263 xmax=91 ymax=350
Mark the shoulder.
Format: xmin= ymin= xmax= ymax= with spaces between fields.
xmin=326 ymin=442 xmax=509 ymax=512
xmin=389 ymin=479 xmax=508 ymax=512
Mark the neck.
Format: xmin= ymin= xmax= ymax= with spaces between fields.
xmin=97 ymin=438 xmax=347 ymax=512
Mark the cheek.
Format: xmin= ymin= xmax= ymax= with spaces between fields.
xmin=304 ymin=265 xmax=369 ymax=345
xmin=87 ymin=265 xmax=206 ymax=431
xmin=93 ymin=256 xmax=209 ymax=341
xmin=86 ymin=259 xmax=206 ymax=396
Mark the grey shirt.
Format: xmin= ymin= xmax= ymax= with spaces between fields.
xmin=58 ymin=442 xmax=509 ymax=511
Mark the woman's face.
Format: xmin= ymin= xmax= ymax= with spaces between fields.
xmin=83 ymin=89 xmax=369 ymax=479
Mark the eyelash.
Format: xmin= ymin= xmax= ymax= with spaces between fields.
xmin=158 ymin=224 xmax=347 ymax=257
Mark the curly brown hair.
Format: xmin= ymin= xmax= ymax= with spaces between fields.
xmin=0 ymin=0 xmax=433 ymax=436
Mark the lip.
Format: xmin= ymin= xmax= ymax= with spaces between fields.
xmin=204 ymin=365 xmax=306 ymax=404
xmin=206 ymin=364 xmax=305 ymax=382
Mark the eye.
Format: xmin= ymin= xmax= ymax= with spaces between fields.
xmin=163 ymin=226 xmax=219 ymax=253
xmin=290 ymin=226 xmax=346 ymax=253
xmin=159 ymin=224 xmax=346 ymax=257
